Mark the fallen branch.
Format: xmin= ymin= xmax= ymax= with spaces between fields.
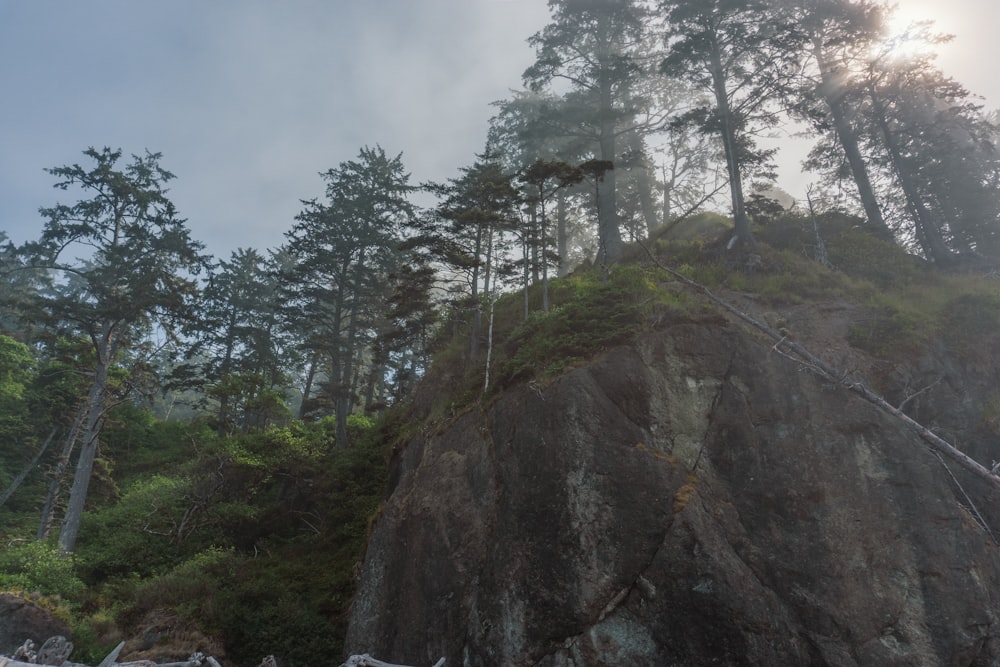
xmin=0 ymin=429 xmax=58 ymax=509
xmin=638 ymin=240 xmax=1000 ymax=494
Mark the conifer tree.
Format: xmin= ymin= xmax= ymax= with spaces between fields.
xmin=19 ymin=147 xmax=206 ymax=552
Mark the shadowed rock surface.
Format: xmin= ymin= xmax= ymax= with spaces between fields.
xmin=0 ymin=592 xmax=71 ymax=657
xmin=345 ymin=309 xmax=1000 ymax=666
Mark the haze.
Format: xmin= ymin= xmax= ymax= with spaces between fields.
xmin=0 ymin=0 xmax=995 ymax=258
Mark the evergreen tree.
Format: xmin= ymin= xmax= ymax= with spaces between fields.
xmin=419 ymin=154 xmax=521 ymax=361
xmin=18 ymin=147 xmax=206 ymax=552
xmin=525 ymin=0 xmax=652 ymax=261
xmin=282 ymin=146 xmax=414 ymax=447
xmin=660 ymin=0 xmax=796 ymax=248
xmin=783 ymin=0 xmax=894 ymax=237
xmin=861 ymin=41 xmax=1000 ymax=261
xmin=197 ymin=248 xmax=292 ymax=434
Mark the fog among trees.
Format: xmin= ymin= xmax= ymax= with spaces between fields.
xmin=0 ymin=4 xmax=998 ymax=660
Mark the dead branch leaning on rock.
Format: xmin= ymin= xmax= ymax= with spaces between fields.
xmin=636 ymin=238 xmax=1000 ymax=495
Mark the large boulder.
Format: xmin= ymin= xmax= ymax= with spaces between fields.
xmin=0 ymin=592 xmax=71 ymax=657
xmin=345 ymin=313 xmax=1000 ymax=666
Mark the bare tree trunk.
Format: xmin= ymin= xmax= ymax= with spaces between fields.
xmin=299 ymin=352 xmax=319 ymax=419
xmin=813 ymin=38 xmax=891 ymax=239
xmin=539 ymin=188 xmax=550 ymax=313
xmin=522 ymin=229 xmax=531 ymax=320
xmin=37 ymin=409 xmax=86 ymax=540
xmin=59 ymin=332 xmax=114 ymax=553
xmin=556 ymin=190 xmax=570 ymax=278
xmin=470 ymin=223 xmax=483 ymax=363
xmin=0 ymin=429 xmax=57 ymax=509
xmin=709 ymin=36 xmax=754 ymax=248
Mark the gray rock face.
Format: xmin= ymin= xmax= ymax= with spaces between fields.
xmin=346 ymin=318 xmax=1000 ymax=666
xmin=0 ymin=593 xmax=71 ymax=657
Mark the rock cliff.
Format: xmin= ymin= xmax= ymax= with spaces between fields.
xmin=345 ymin=298 xmax=1000 ymax=666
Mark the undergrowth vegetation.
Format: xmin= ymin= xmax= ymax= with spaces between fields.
xmin=0 ymin=413 xmax=386 ymax=666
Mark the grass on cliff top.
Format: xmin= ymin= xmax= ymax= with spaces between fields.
xmin=493 ymin=264 xmax=686 ymax=386
xmin=658 ymin=212 xmax=1000 ymax=366
xmin=424 ymin=210 xmax=1000 ymax=417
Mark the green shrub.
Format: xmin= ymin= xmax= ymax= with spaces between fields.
xmin=0 ymin=540 xmax=85 ymax=598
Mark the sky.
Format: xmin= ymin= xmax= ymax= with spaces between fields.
xmin=1 ymin=0 xmax=997 ymax=260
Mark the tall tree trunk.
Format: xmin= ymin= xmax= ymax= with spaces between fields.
xmin=539 ymin=188 xmax=550 ymax=313
xmin=470 ymin=224 xmax=483 ymax=363
xmin=813 ymin=39 xmax=891 ymax=238
xmin=709 ymin=36 xmax=754 ymax=248
xmin=626 ymin=128 xmax=660 ymax=237
xmin=0 ymin=429 xmax=57 ymax=509
xmin=529 ymin=203 xmax=540 ymax=283
xmin=598 ymin=89 xmax=623 ymax=260
xmin=58 ymin=330 xmax=113 ymax=553
xmin=216 ymin=332 xmax=236 ymax=436
xmin=522 ymin=231 xmax=531 ymax=319
xmin=557 ymin=190 xmax=570 ymax=277
xmin=37 ymin=407 xmax=86 ymax=540
xmin=869 ymin=86 xmax=953 ymax=263
xmin=299 ymin=352 xmax=319 ymax=419
xmin=596 ymin=14 xmax=623 ymax=261
xmin=337 ymin=281 xmax=364 ymax=449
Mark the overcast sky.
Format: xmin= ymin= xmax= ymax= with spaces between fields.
xmin=1 ymin=1 xmax=997 ymax=260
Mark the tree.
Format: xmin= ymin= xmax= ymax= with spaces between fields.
xmin=489 ymin=91 xmax=592 ymax=278
xmin=0 ymin=335 xmax=39 ymax=507
xmin=783 ymin=0 xmax=894 ymax=238
xmin=19 ymin=147 xmax=206 ymax=552
xmin=282 ymin=146 xmax=414 ymax=447
xmin=660 ymin=0 xmax=794 ymax=248
xmin=860 ymin=41 xmax=1000 ymax=261
xmin=521 ymin=160 xmax=583 ymax=312
xmin=196 ymin=248 xmax=292 ymax=434
xmin=0 ymin=231 xmax=51 ymax=343
xmin=375 ymin=259 xmax=439 ymax=402
xmin=419 ymin=154 xmax=521 ymax=360
xmin=524 ymin=0 xmax=652 ymax=261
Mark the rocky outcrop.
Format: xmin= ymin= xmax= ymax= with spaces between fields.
xmin=0 ymin=592 xmax=71 ymax=657
xmin=345 ymin=311 xmax=1000 ymax=666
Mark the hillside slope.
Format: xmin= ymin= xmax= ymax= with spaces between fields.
xmin=344 ymin=229 xmax=1000 ymax=665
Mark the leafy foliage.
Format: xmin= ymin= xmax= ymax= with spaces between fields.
xmin=0 ymin=540 xmax=85 ymax=598
xmin=52 ymin=413 xmax=387 ymax=664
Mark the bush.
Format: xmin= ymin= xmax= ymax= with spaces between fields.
xmin=75 ymin=475 xmax=201 ymax=581
xmin=0 ymin=540 xmax=85 ymax=598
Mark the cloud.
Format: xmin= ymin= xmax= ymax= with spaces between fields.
xmin=0 ymin=1 xmax=550 ymax=257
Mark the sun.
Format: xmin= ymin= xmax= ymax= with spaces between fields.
xmin=877 ymin=1 xmax=947 ymax=61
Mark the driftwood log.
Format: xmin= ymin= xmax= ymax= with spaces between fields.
xmin=4 ymin=638 xmax=442 ymax=667
xmin=339 ymin=657 xmax=444 ymax=667
xmin=0 ymin=639 xmax=224 ymax=667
